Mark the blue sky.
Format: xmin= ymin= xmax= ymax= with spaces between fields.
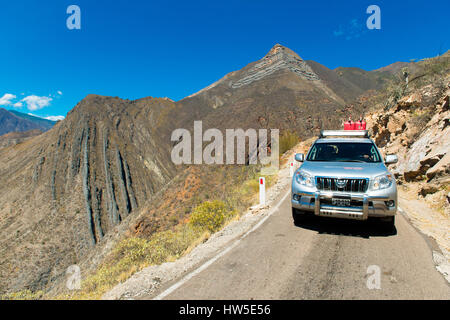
xmin=0 ymin=0 xmax=448 ymax=119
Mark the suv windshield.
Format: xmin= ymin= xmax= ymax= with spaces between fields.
xmin=307 ymin=142 xmax=381 ymax=163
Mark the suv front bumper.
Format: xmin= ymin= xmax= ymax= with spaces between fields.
xmin=291 ymin=189 xmax=397 ymax=220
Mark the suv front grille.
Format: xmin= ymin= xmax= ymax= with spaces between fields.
xmin=316 ymin=177 xmax=369 ymax=193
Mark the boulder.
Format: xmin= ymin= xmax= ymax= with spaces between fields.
xmin=397 ymin=92 xmax=422 ymax=110
xmin=404 ymin=170 xmax=423 ymax=182
xmin=419 ymin=184 xmax=440 ymax=197
xmin=387 ymin=117 xmax=405 ymax=135
xmin=375 ymin=129 xmax=391 ymax=148
xmin=397 ymin=121 xmax=450 ymax=179
xmin=426 ymin=152 xmax=450 ymax=180
xmin=420 ymin=154 xmax=443 ymax=172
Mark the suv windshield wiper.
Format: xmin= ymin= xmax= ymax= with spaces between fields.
xmin=336 ymin=160 xmax=367 ymax=163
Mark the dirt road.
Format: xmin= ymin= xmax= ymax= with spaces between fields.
xmin=151 ymin=187 xmax=449 ymax=300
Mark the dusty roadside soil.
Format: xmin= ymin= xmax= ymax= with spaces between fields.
xmin=398 ymin=183 xmax=450 ymax=281
xmin=399 ymin=187 xmax=449 ymax=258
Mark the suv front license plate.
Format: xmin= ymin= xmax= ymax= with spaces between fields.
xmin=332 ymin=198 xmax=351 ymax=207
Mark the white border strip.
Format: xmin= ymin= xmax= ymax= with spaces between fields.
xmin=153 ymin=190 xmax=291 ymax=300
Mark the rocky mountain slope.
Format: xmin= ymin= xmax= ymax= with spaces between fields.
xmin=367 ymin=53 xmax=449 ymax=186
xmin=182 ymin=44 xmax=394 ymax=136
xmin=0 ymin=130 xmax=43 ymax=149
xmin=366 ymin=52 xmax=449 ymax=258
xmin=0 ymin=96 xmax=180 ymax=292
xmin=0 ymin=44 xmax=405 ymax=295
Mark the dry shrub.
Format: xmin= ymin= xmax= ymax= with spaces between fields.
xmin=279 ymin=130 xmax=299 ymax=155
xmin=189 ymin=200 xmax=236 ymax=232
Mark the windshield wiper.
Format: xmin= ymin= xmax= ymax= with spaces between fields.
xmin=336 ymin=160 xmax=367 ymax=163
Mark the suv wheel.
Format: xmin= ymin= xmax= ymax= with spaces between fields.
xmin=381 ymin=216 xmax=395 ymax=231
xmin=292 ymin=208 xmax=307 ymax=225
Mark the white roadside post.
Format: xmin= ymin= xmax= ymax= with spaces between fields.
xmin=259 ymin=177 xmax=266 ymax=206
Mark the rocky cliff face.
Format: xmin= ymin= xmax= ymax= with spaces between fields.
xmin=369 ymin=79 xmax=449 ymax=183
xmin=365 ymin=57 xmax=449 ymax=260
xmin=367 ymin=52 xmax=449 ymax=213
xmin=0 ymin=95 xmax=180 ymax=292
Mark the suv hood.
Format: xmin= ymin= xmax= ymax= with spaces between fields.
xmin=299 ymin=161 xmax=389 ymax=179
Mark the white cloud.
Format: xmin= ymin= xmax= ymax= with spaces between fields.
xmin=21 ymin=95 xmax=52 ymax=111
xmin=44 ymin=115 xmax=65 ymax=121
xmin=13 ymin=102 xmax=23 ymax=108
xmin=57 ymin=91 xmax=63 ymax=95
xmin=27 ymin=113 xmax=65 ymax=122
xmin=0 ymin=93 xmax=16 ymax=106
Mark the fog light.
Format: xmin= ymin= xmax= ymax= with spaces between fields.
xmin=385 ymin=200 xmax=395 ymax=207
xmin=293 ymin=194 xmax=301 ymax=201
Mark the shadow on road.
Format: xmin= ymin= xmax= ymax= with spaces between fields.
xmin=294 ymin=216 xmax=397 ymax=239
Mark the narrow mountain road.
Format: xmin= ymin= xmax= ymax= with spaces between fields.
xmin=149 ymin=186 xmax=449 ymax=300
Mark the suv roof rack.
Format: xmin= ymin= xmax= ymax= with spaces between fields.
xmin=319 ymin=130 xmax=370 ymax=138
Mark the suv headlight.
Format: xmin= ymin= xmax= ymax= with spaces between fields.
xmin=295 ymin=170 xmax=315 ymax=187
xmin=371 ymin=173 xmax=393 ymax=191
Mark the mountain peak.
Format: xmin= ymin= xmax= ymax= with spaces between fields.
xmin=230 ymin=44 xmax=319 ymax=89
xmin=266 ymin=44 xmax=302 ymax=60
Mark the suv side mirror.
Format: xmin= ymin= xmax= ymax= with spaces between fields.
xmin=385 ymin=154 xmax=398 ymax=164
xmin=295 ymin=153 xmax=305 ymax=162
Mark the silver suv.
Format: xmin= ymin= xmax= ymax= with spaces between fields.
xmin=291 ymin=130 xmax=398 ymax=229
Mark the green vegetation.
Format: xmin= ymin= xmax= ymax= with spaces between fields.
xmin=190 ymin=200 xmax=236 ymax=232
xmin=384 ymin=79 xmax=406 ymax=110
xmin=1 ymin=289 xmax=44 ymax=300
xmin=239 ymin=174 xmax=276 ymax=198
xmin=380 ymin=53 xmax=450 ymax=111
xmin=279 ymin=130 xmax=299 ymax=156
xmin=422 ymin=55 xmax=449 ymax=77
xmin=225 ymin=165 xmax=277 ymax=206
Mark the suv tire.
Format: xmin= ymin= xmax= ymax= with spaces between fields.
xmin=292 ymin=208 xmax=307 ymax=225
xmin=382 ymin=216 xmax=395 ymax=231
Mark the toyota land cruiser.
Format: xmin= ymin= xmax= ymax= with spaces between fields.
xmin=291 ymin=130 xmax=398 ymax=229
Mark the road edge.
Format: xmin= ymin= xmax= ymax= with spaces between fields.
xmin=398 ymin=205 xmax=450 ymax=284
